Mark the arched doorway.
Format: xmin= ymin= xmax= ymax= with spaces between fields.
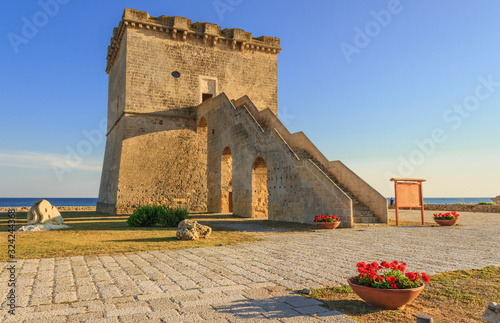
xmin=221 ymin=147 xmax=233 ymax=213
xmin=252 ymin=157 xmax=268 ymax=218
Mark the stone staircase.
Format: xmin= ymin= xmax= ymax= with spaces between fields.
xmin=230 ymin=96 xmax=387 ymax=227
xmin=294 ymin=149 xmax=384 ymax=227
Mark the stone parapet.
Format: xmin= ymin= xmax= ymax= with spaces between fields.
xmin=0 ymin=206 xmax=96 ymax=212
xmin=389 ymin=204 xmax=500 ymax=213
xmin=106 ymin=8 xmax=281 ymax=73
xmin=328 ymin=160 xmax=388 ymax=223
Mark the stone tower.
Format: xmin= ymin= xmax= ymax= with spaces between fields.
xmin=97 ymin=8 xmax=281 ymax=214
xmin=98 ymin=8 xmax=388 ymax=228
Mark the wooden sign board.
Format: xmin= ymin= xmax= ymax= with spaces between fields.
xmin=390 ymin=178 xmax=426 ymax=226
xmin=396 ymin=183 xmax=422 ymax=208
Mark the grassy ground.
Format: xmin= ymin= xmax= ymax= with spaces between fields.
xmin=309 ymin=266 xmax=500 ymax=322
xmin=0 ymin=211 xmax=259 ymax=261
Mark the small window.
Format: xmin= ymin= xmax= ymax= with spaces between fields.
xmin=172 ymin=71 xmax=180 ymax=78
xmin=200 ymin=78 xmax=216 ymax=103
xmin=202 ymin=93 xmax=213 ymax=102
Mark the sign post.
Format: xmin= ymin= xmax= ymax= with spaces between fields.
xmin=390 ymin=178 xmax=426 ymax=226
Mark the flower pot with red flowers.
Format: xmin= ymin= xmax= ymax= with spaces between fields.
xmin=313 ymin=215 xmax=340 ymax=229
xmin=348 ymin=260 xmax=430 ymax=310
xmin=433 ymin=212 xmax=459 ymax=226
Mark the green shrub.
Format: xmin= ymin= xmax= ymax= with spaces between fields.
xmin=127 ymin=205 xmax=189 ymax=227
xmin=478 ymin=202 xmax=495 ymax=205
xmin=158 ymin=206 xmax=188 ymax=227
xmin=127 ymin=205 xmax=158 ymax=227
xmin=173 ymin=208 xmax=189 ymax=225
xmin=127 ymin=211 xmax=147 ymax=227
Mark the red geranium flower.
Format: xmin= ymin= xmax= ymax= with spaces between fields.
xmin=355 ymin=260 xmax=429 ymax=289
xmin=386 ymin=276 xmax=396 ymax=283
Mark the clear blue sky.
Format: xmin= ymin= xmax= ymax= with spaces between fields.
xmin=1 ymin=0 xmax=499 ymax=198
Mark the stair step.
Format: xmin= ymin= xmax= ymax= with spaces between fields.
xmin=353 ymin=223 xmax=387 ymax=228
xmin=294 ymin=149 xmax=311 ymax=158
xmin=353 ymin=216 xmax=381 ymax=223
xmin=354 ymin=206 xmax=371 ymax=212
xmin=353 ymin=211 xmax=374 ymax=217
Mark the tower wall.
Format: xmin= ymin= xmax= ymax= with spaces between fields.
xmin=97 ymin=32 xmax=127 ymax=213
xmin=98 ymin=8 xmax=280 ymax=213
xmin=115 ymin=114 xmax=207 ymax=213
xmin=125 ymin=27 xmax=279 ymax=115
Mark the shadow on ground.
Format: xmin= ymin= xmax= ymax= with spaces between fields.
xmin=0 ymin=211 xmax=321 ymax=235
xmin=214 ymin=292 xmax=350 ymax=321
xmin=191 ymin=213 xmax=320 ymax=234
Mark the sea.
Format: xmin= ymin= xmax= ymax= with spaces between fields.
xmin=387 ymin=197 xmax=494 ymax=205
xmin=0 ymin=197 xmax=495 ymax=207
xmin=0 ymin=198 xmax=98 ymax=207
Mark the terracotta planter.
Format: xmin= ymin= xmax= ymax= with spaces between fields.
xmin=434 ymin=218 xmax=459 ymax=226
xmin=348 ymin=277 xmax=424 ymax=310
xmin=315 ymin=221 xmax=340 ymax=229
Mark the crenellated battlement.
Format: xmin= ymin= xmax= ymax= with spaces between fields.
xmin=106 ymin=8 xmax=281 ymax=73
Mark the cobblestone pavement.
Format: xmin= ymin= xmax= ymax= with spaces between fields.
xmin=1 ymin=210 xmax=498 ymax=322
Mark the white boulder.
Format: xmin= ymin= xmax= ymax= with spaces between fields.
xmin=27 ymin=199 xmax=64 ymax=225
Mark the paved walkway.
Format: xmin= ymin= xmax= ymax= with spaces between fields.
xmin=1 ymin=210 xmax=499 ymax=322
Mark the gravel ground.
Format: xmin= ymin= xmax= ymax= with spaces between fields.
xmin=388 ymin=208 xmax=493 ymax=224
xmin=0 ymin=209 xmax=498 ymax=322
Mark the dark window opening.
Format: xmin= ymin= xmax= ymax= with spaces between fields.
xmin=202 ymin=93 xmax=213 ymax=102
xmin=172 ymin=71 xmax=181 ymax=78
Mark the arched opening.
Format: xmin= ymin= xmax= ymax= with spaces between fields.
xmin=221 ymin=146 xmax=233 ymax=213
xmin=251 ymin=157 xmax=268 ymax=218
xmin=198 ymin=116 xmax=207 ymax=128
